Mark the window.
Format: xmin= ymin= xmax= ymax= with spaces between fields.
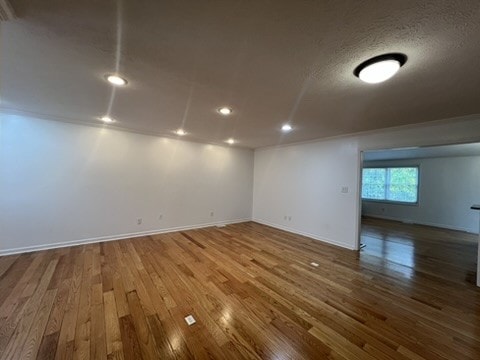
xmin=362 ymin=167 xmax=419 ymax=203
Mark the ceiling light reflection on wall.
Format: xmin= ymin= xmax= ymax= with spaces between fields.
xmin=218 ymin=107 xmax=233 ymax=115
xmin=175 ymin=129 xmax=186 ymax=136
xmin=354 ymin=53 xmax=407 ymax=84
xmin=105 ymin=74 xmax=128 ymax=86
xmin=226 ymin=138 xmax=235 ymax=145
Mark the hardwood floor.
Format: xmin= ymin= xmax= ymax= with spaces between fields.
xmin=0 ymin=220 xmax=479 ymax=359
xmin=361 ymin=217 xmax=478 ymax=285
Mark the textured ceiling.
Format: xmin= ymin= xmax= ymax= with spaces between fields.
xmin=1 ymin=0 xmax=480 ymax=148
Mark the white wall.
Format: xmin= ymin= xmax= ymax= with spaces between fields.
xmin=253 ymin=116 xmax=480 ymax=250
xmin=253 ymin=138 xmax=360 ymax=249
xmin=2 ymin=114 xmax=480 ymax=255
xmin=362 ymin=156 xmax=480 ymax=233
xmin=0 ymin=115 xmax=254 ymax=254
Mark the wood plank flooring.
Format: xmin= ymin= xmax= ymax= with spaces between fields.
xmin=361 ymin=217 xmax=478 ymax=285
xmin=0 ymin=220 xmax=479 ymax=359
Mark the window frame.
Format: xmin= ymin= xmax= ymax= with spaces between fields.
xmin=361 ymin=165 xmax=420 ymax=206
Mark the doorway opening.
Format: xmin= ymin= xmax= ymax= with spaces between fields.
xmin=357 ymin=142 xmax=480 ymax=285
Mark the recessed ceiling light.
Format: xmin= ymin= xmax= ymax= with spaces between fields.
xmin=105 ymin=74 xmax=128 ymax=86
xmin=281 ymin=124 xmax=292 ymax=132
xmin=175 ymin=129 xmax=186 ymax=136
xmin=226 ymin=138 xmax=235 ymax=145
xmin=354 ymin=53 xmax=407 ymax=84
xmin=218 ymin=107 xmax=233 ymax=115
xmin=100 ymin=116 xmax=115 ymax=123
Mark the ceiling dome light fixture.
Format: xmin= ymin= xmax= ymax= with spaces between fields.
xmin=281 ymin=124 xmax=292 ymax=132
xmin=105 ymin=74 xmax=128 ymax=86
xmin=100 ymin=116 xmax=115 ymax=123
xmin=354 ymin=53 xmax=407 ymax=84
xmin=226 ymin=138 xmax=235 ymax=145
xmin=175 ymin=129 xmax=186 ymax=136
xmin=218 ymin=107 xmax=233 ymax=115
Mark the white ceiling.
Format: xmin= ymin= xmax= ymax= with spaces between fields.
xmin=364 ymin=142 xmax=480 ymax=161
xmin=1 ymin=1 xmax=480 ymax=148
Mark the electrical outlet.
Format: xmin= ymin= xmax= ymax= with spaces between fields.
xmin=137 ymin=218 xmax=142 ymax=225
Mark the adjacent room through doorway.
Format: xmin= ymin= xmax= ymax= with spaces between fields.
xmin=359 ymin=143 xmax=480 ymax=285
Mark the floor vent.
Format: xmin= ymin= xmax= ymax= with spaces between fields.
xmin=184 ymin=315 xmax=196 ymax=326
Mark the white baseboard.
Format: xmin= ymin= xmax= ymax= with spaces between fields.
xmin=252 ymin=218 xmax=357 ymax=250
xmin=0 ymin=218 xmax=251 ymax=256
xmin=363 ymin=214 xmax=479 ymax=234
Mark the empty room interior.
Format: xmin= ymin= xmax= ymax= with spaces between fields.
xmin=1 ymin=1 xmax=480 ymax=359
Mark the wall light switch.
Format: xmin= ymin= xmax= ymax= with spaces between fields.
xmin=341 ymin=186 xmax=349 ymax=193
